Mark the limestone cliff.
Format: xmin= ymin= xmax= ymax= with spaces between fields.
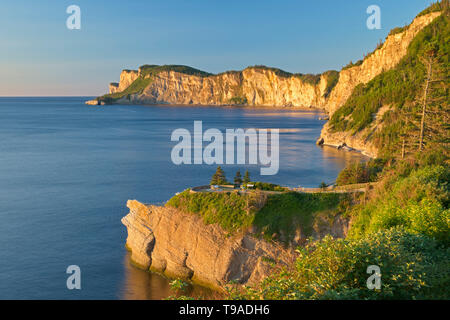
xmin=122 ymin=200 xmax=295 ymax=289
xmin=103 ymin=66 xmax=331 ymax=108
xmin=91 ymin=12 xmax=439 ymax=116
xmin=317 ymin=11 xmax=442 ymax=157
xmin=87 ymin=11 xmax=441 ymax=156
xmin=325 ymin=11 xmax=441 ymax=115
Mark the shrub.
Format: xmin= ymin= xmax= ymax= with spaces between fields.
xmin=323 ymin=70 xmax=339 ymax=98
xmin=252 ymin=181 xmax=286 ymax=191
xmin=253 ymin=192 xmax=342 ymax=242
xmin=228 ymin=96 xmax=248 ymax=105
xmin=329 ymin=12 xmax=449 ymax=157
xmin=336 ymin=159 xmax=384 ymax=186
xmin=166 ymin=191 xmax=255 ymax=233
xmin=349 ymin=165 xmax=450 ymax=244
xmin=229 ymin=228 xmax=450 ymax=300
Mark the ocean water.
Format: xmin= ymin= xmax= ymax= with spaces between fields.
xmin=0 ymin=97 xmax=367 ymax=299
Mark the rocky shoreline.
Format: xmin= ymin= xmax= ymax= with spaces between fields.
xmin=122 ymin=200 xmax=295 ymax=290
xmin=117 ymin=11 xmax=443 ymax=291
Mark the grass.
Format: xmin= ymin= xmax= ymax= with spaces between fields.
xmin=97 ymin=77 xmax=152 ymax=103
xmin=228 ymin=227 xmax=450 ymax=300
xmin=166 ymin=190 xmax=256 ymax=233
xmin=97 ymin=65 xmax=212 ymax=103
xmin=388 ymin=25 xmax=408 ymax=36
xmin=228 ymin=96 xmax=248 ymax=105
xmin=323 ymin=70 xmax=339 ymax=98
xmin=138 ymin=64 xmax=213 ymax=78
xmin=416 ymin=1 xmax=444 ymax=17
xmin=97 ymin=64 xmax=339 ymax=104
xmin=166 ymin=190 xmax=346 ymax=243
xmin=329 ymin=12 xmax=448 ymax=144
xmin=254 ymin=192 xmax=343 ymax=242
xmin=246 ymin=65 xmax=323 ymax=85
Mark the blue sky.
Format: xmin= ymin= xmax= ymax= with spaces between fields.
xmin=0 ymin=0 xmax=436 ymax=96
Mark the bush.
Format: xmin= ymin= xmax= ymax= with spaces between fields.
xmin=323 ymin=70 xmax=339 ymax=98
xmin=167 ymin=191 xmax=344 ymax=242
xmin=228 ymin=96 xmax=248 ymax=105
xmin=336 ymin=159 xmax=384 ymax=186
xmin=252 ymin=181 xmax=286 ymax=191
xmin=329 ymin=12 xmax=449 ymax=157
xmin=253 ymin=192 xmax=342 ymax=242
xmin=166 ymin=190 xmax=255 ymax=233
xmin=229 ymin=228 xmax=450 ymax=300
xmin=349 ymin=165 xmax=450 ymax=244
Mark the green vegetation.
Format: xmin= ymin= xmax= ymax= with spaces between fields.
xmin=335 ymin=159 xmax=385 ymax=186
xmin=348 ymin=163 xmax=449 ymax=244
xmin=254 ymin=192 xmax=343 ymax=242
xmin=340 ymin=0 xmax=445 ymax=73
xmin=234 ymin=170 xmax=242 ymax=187
xmin=210 ymin=166 xmax=228 ymax=185
xmin=166 ymin=190 xmax=256 ymax=233
xmin=322 ymin=70 xmax=339 ymax=98
xmin=342 ymin=59 xmax=363 ymax=70
xmin=97 ymin=77 xmax=152 ymax=103
xmin=247 ymin=65 xmax=293 ymax=78
xmin=243 ymin=170 xmax=250 ymax=185
xmin=228 ymin=96 xmax=248 ymax=105
xmin=329 ymin=10 xmax=449 ymax=158
xmin=160 ymin=3 xmax=449 ymax=300
xmin=319 ymin=182 xmax=328 ymax=189
xmin=223 ymin=3 xmax=449 ymax=300
xmin=231 ymin=153 xmax=449 ymax=299
xmin=166 ymin=190 xmax=346 ymax=241
xmin=297 ymin=73 xmax=321 ymax=85
xmin=229 ymin=228 xmax=449 ymax=299
xmin=97 ymin=64 xmax=212 ymax=103
xmin=250 ymin=181 xmax=286 ymax=192
xmin=169 ymin=279 xmax=189 ymax=292
xmin=247 ymin=65 xmax=322 ymax=85
xmin=388 ymin=25 xmax=408 ymax=36
xmin=416 ymin=0 xmax=446 ymax=17
xmin=138 ymin=64 xmax=212 ymax=78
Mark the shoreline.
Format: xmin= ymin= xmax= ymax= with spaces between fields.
xmin=85 ymin=99 xmax=327 ymax=111
xmin=85 ymin=99 xmax=376 ymax=157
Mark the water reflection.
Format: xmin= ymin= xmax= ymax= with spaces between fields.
xmin=120 ymin=251 xmax=220 ymax=300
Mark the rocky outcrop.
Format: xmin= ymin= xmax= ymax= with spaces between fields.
xmin=117 ymin=70 xmax=139 ymax=92
xmin=316 ymin=11 xmax=442 ymax=157
xmin=109 ymin=82 xmax=119 ymax=94
xmin=317 ymin=118 xmax=382 ymax=158
xmin=325 ymin=11 xmax=441 ymax=115
xmin=112 ymin=67 xmax=330 ymax=108
xmin=85 ymin=99 xmax=105 ymax=106
xmin=91 ymin=12 xmax=441 ymax=157
xmin=122 ymin=200 xmax=295 ymax=289
xmin=94 ymin=12 xmax=440 ymax=116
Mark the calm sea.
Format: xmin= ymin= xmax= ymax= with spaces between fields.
xmin=0 ymin=97 xmax=366 ymax=299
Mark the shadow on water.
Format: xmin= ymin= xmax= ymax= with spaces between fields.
xmin=120 ymin=251 xmax=222 ymax=300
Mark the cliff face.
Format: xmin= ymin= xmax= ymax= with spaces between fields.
xmin=113 ymin=67 xmax=329 ymax=108
xmin=96 ymin=12 xmax=439 ymax=116
xmin=117 ymin=70 xmax=139 ymax=92
xmin=87 ymin=11 xmax=441 ymax=156
xmin=318 ymin=11 xmax=442 ymax=157
xmin=122 ymin=200 xmax=295 ymax=289
xmin=325 ymin=11 xmax=441 ymax=115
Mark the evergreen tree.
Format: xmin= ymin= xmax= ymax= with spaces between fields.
xmin=399 ymin=43 xmax=449 ymax=158
xmin=243 ymin=170 xmax=250 ymax=185
xmin=234 ymin=170 xmax=243 ymax=187
xmin=210 ymin=166 xmax=227 ymax=185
